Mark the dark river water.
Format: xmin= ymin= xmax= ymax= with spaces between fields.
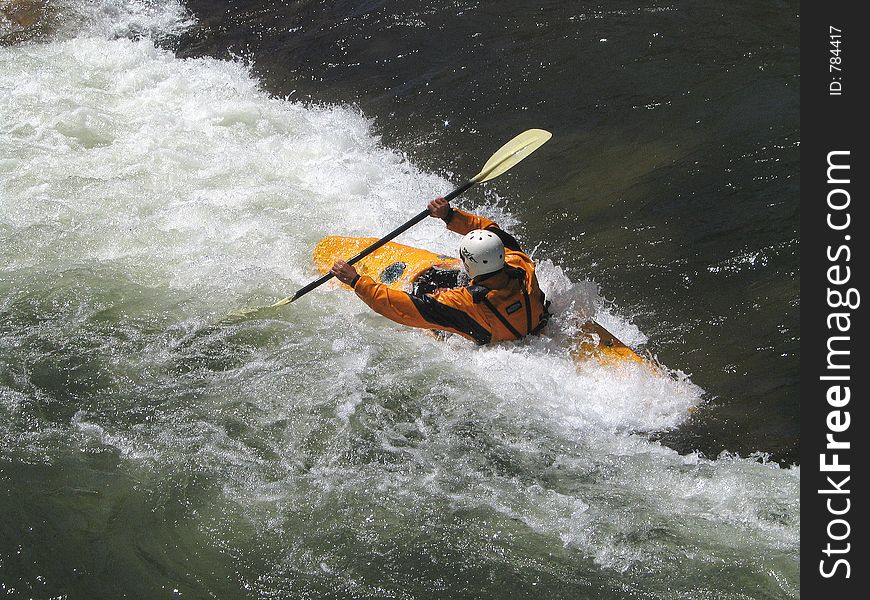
xmin=2 ymin=1 xmax=799 ymax=598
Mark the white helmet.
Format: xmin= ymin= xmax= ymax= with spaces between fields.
xmin=459 ymin=229 xmax=504 ymax=278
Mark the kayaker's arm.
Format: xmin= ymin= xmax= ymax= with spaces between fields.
xmin=352 ymin=275 xmax=492 ymax=345
xmin=439 ymin=204 xmax=523 ymax=253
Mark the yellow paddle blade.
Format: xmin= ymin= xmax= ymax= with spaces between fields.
xmin=219 ymin=297 xmax=292 ymax=324
xmin=472 ymin=128 xmax=552 ymax=183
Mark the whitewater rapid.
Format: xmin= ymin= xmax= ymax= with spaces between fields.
xmin=1 ymin=2 xmax=799 ymax=598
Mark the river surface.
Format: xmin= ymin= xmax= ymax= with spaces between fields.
xmin=2 ymin=1 xmax=799 ymax=598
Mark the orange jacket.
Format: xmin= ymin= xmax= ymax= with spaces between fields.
xmin=352 ymin=208 xmax=549 ymax=344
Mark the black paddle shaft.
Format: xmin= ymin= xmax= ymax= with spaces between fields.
xmin=289 ymin=180 xmax=475 ymax=303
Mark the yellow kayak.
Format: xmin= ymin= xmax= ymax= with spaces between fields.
xmin=314 ymin=236 xmax=647 ymax=367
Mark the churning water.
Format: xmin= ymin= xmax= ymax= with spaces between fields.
xmin=2 ymin=1 xmax=798 ymax=598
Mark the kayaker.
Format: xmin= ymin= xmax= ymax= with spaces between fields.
xmin=330 ymin=197 xmax=550 ymax=344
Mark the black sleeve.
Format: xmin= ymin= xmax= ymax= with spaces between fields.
xmin=407 ymin=294 xmax=492 ymax=345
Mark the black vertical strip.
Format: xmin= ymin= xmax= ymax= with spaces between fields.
xmin=521 ymin=286 xmax=532 ymax=334
xmin=802 ymin=2 xmax=866 ymax=596
xmin=481 ymin=297 xmax=523 ymax=340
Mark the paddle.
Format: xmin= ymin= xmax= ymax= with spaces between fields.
xmin=222 ymin=128 xmax=551 ymax=323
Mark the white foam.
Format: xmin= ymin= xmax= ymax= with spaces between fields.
xmin=51 ymin=0 xmax=194 ymax=40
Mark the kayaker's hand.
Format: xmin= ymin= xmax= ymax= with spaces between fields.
xmin=331 ymin=260 xmax=359 ymax=285
xmin=428 ymin=197 xmax=450 ymax=219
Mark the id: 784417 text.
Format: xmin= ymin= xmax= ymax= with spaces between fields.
xmin=829 ymin=26 xmax=843 ymax=96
